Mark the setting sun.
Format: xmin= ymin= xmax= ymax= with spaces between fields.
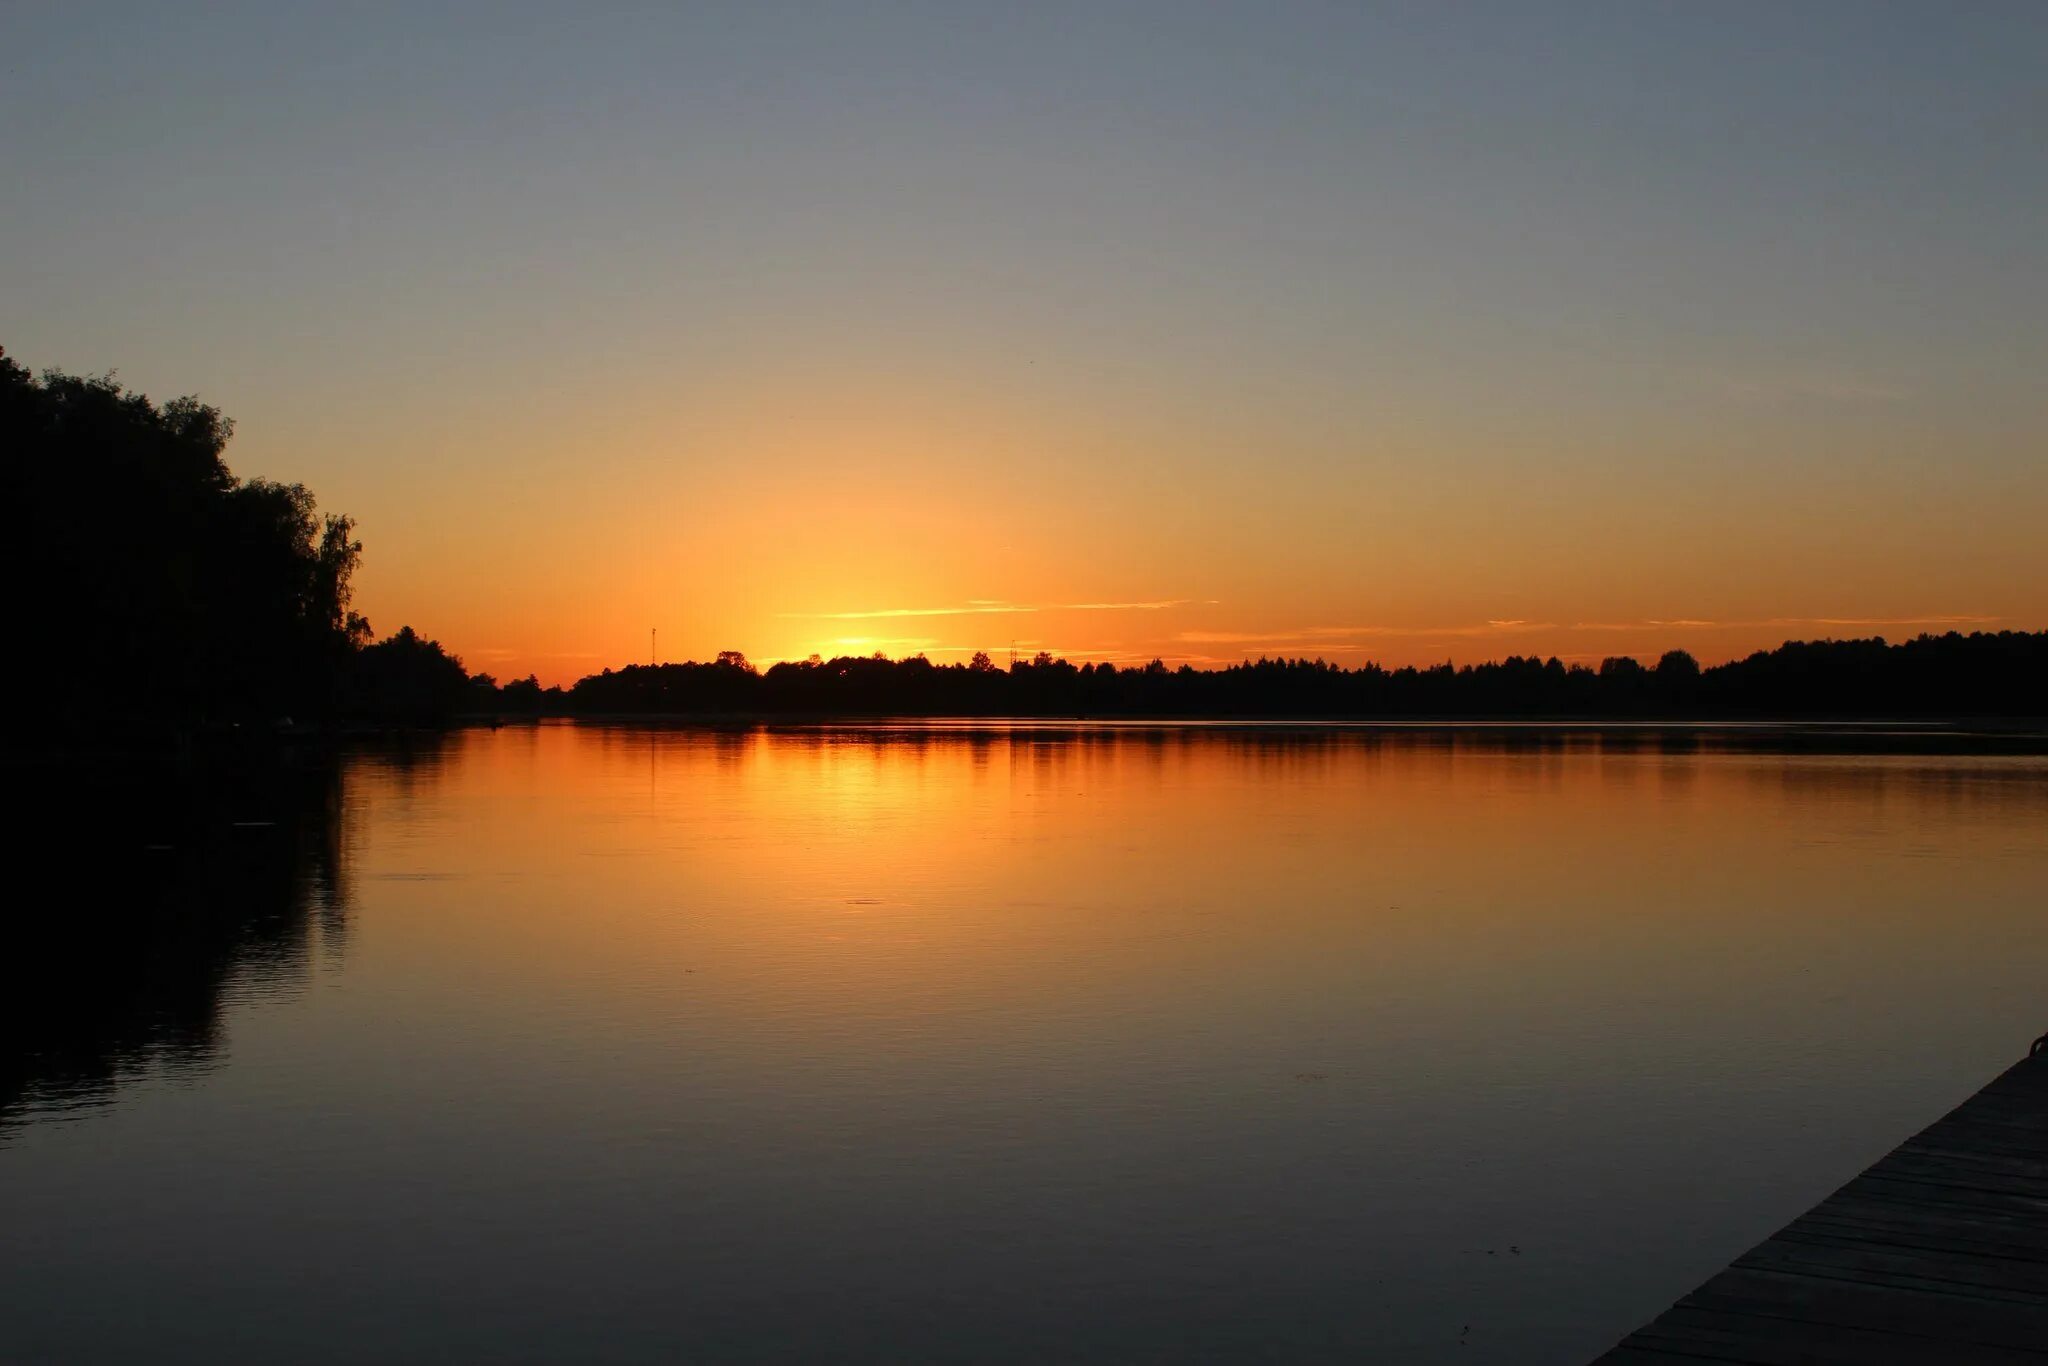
xmin=8 ymin=5 xmax=2048 ymax=1363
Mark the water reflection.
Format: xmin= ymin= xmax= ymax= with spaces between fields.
xmin=0 ymin=751 xmax=380 ymax=1132
xmin=1 ymin=725 xmax=2044 ymax=1365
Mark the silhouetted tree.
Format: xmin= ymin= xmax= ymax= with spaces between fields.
xmin=346 ymin=626 xmax=473 ymax=723
xmin=1 ymin=349 xmax=371 ymax=738
xmin=499 ymin=674 xmax=548 ymax=712
xmin=1655 ymin=649 xmax=1700 ymax=680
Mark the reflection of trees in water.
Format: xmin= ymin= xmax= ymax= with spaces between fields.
xmin=0 ymin=756 xmax=354 ymax=1134
xmin=347 ymin=729 xmax=462 ymax=805
xmin=746 ymin=721 xmax=1966 ymax=763
xmin=670 ymin=722 xmax=2048 ymax=819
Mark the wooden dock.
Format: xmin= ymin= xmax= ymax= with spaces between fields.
xmin=1593 ymin=1051 xmax=2048 ymax=1364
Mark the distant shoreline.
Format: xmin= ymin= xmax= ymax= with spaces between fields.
xmin=19 ymin=715 xmax=2048 ymax=768
xmin=491 ymin=713 xmax=2048 ymax=754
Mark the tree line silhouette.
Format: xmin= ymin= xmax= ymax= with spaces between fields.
xmin=8 ymin=348 xmax=2043 ymax=734
xmin=3 ymin=351 xmax=475 ymax=742
xmin=552 ymin=632 xmax=2048 ymax=719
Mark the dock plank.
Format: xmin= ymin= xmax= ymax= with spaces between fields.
xmin=1590 ymin=1054 xmax=2048 ymax=1362
xmin=1630 ymin=1303 xmax=2048 ymax=1365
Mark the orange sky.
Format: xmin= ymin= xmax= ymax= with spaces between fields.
xmin=294 ymin=353 xmax=2041 ymax=684
xmin=10 ymin=6 xmax=2047 ymax=684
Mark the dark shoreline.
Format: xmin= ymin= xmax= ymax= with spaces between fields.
xmin=537 ymin=714 xmax=2048 ymax=755
xmin=14 ymin=715 xmax=2048 ymax=768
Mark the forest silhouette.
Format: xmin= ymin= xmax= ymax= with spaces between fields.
xmin=3 ymin=351 xmax=474 ymax=738
xmin=557 ymin=634 xmax=2048 ymax=720
xmin=8 ymin=348 xmax=2045 ymax=733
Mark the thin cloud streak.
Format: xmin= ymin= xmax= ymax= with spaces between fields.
xmin=1571 ymin=614 xmax=2001 ymax=632
xmin=789 ymin=604 xmax=1033 ymax=620
xmin=786 ymin=599 xmax=1199 ymax=621
xmin=826 ymin=636 xmax=943 ymax=649
xmin=784 ymin=642 xmax=1167 ymax=664
xmin=1063 ymin=599 xmax=1209 ymax=611
xmin=1779 ymin=615 xmax=2001 ymax=627
xmin=1180 ymin=621 xmax=1558 ymax=645
xmin=1177 ymin=614 xmax=2005 ymax=653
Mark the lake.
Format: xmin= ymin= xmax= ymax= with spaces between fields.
xmin=4 ymin=722 xmax=2045 ymax=1364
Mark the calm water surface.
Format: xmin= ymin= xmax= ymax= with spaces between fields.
xmin=4 ymin=723 xmax=2046 ymax=1364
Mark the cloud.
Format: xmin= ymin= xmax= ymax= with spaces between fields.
xmin=1351 ymin=621 xmax=1556 ymax=638
xmin=1176 ymin=630 xmax=1312 ymax=645
xmin=786 ymin=598 xmax=1198 ymax=620
xmin=788 ymin=603 xmax=1032 ymax=620
xmin=1061 ymin=599 xmax=1200 ymax=611
xmin=1182 ymin=621 xmax=1557 ymax=645
xmin=1770 ymin=614 xmax=2000 ymax=628
xmin=827 ymin=636 xmax=942 ymax=648
xmin=1572 ymin=614 xmax=1999 ymax=632
xmin=1169 ymin=615 xmax=2005 ymax=656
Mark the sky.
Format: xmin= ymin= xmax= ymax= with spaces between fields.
xmin=6 ymin=2 xmax=2046 ymax=683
